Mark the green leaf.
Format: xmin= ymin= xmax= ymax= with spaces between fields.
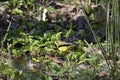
xmin=51 ymin=32 xmax=62 ymax=41
xmin=12 ymin=8 xmax=23 ymax=15
xmin=64 ymin=27 xmax=74 ymax=39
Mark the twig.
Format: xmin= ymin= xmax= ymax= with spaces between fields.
xmin=1 ymin=21 xmax=11 ymax=51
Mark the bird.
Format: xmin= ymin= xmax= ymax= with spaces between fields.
xmin=55 ymin=40 xmax=75 ymax=52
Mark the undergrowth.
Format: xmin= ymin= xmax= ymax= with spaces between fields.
xmin=0 ymin=0 xmax=120 ymax=80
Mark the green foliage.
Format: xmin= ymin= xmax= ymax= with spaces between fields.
xmin=105 ymin=0 xmax=120 ymax=79
xmin=8 ymin=31 xmax=62 ymax=57
xmin=0 ymin=62 xmax=20 ymax=80
xmin=7 ymin=0 xmax=35 ymax=15
xmin=0 ymin=26 xmax=89 ymax=79
xmin=1 ymin=0 xmax=120 ymax=79
xmin=84 ymin=2 xmax=93 ymax=16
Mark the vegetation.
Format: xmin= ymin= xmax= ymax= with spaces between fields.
xmin=0 ymin=0 xmax=120 ymax=80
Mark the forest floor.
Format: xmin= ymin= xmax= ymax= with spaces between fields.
xmin=0 ymin=0 xmax=113 ymax=80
